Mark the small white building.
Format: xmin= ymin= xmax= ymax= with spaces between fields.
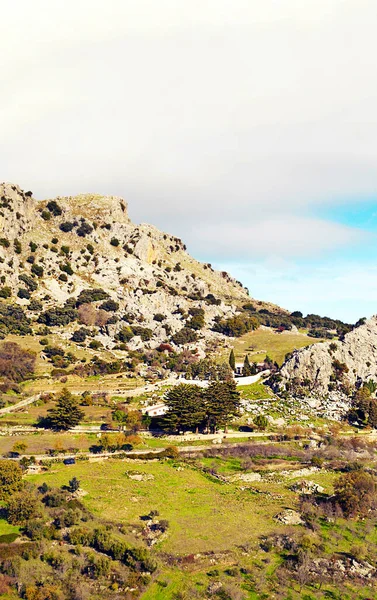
xmin=143 ymin=403 xmax=167 ymax=417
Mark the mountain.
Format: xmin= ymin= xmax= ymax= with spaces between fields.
xmin=0 ymin=183 xmax=285 ymax=360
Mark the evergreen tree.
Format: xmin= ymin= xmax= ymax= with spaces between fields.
xmin=46 ymin=388 xmax=85 ymax=431
xmin=242 ymin=354 xmax=252 ymax=377
xmin=205 ymin=380 xmax=241 ymax=433
xmin=229 ymin=349 xmax=236 ymax=372
xmin=368 ymin=399 xmax=377 ymax=429
xmin=163 ymin=384 xmax=205 ymax=433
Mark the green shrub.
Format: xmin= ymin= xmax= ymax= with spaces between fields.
xmin=46 ymin=200 xmax=62 ymax=216
xmin=31 ymin=264 xmax=44 ymax=277
xmin=60 ymin=221 xmax=74 ymax=232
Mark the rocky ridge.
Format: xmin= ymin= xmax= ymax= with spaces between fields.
xmin=0 ymin=183 xmax=284 ymax=354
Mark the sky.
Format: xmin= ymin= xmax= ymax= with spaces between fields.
xmin=1 ymin=0 xmax=377 ymax=323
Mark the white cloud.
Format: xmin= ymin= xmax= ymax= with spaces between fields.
xmin=1 ymin=0 xmax=377 ymax=267
xmin=190 ymin=216 xmax=366 ymax=258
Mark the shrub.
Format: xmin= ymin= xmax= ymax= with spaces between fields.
xmin=41 ymin=210 xmax=51 ymax=221
xmin=46 ymin=200 xmax=62 ymax=216
xmin=171 ymin=327 xmax=198 ymax=345
xmin=76 ymin=289 xmax=109 ymax=306
xmin=99 ymin=299 xmax=119 ymax=312
xmin=76 ymin=221 xmax=93 ymax=237
xmin=0 ymin=238 xmax=10 ymax=248
xmin=0 ymin=287 xmax=11 ymax=299
xmin=71 ymin=328 xmax=90 ymax=343
xmin=59 ymin=262 xmax=74 ymax=276
xmin=14 ymin=240 xmax=22 ymax=254
xmin=0 ymin=342 xmax=36 ymax=382
xmin=31 ymin=264 xmax=44 ymax=277
xmin=29 ymin=241 xmax=38 ymax=252
xmin=7 ymin=492 xmax=41 ymax=525
xmin=29 ymin=299 xmax=42 ymax=311
xmin=59 ymin=221 xmax=74 ymax=232
xmin=17 ymin=288 xmax=30 ymax=299
xmin=0 ymin=460 xmax=23 ymax=499
xmin=110 ymin=238 xmax=120 ymax=247
xmin=19 ymin=273 xmax=38 ymax=291
xmin=131 ymin=326 xmax=153 ymax=341
xmin=38 ymin=306 xmax=78 ymax=327
xmin=0 ymin=303 xmax=32 ymax=336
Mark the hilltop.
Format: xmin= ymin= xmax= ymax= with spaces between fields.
xmin=0 ymin=183 xmax=289 ymax=376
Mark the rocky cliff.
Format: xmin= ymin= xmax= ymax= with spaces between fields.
xmin=277 ymin=316 xmax=377 ymax=398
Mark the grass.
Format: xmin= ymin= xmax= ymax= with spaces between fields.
xmin=230 ymin=328 xmax=324 ymax=366
xmin=0 ymin=518 xmax=20 ymax=538
xmin=27 ymin=458 xmax=292 ymax=555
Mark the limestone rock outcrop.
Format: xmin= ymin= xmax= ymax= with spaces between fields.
xmin=278 ymin=316 xmax=377 ymax=396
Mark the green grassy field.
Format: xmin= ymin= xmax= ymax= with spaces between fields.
xmin=230 ymin=328 xmax=323 ymax=366
xmin=27 ymin=458 xmax=293 ymax=555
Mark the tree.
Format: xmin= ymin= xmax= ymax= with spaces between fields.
xmin=0 ymin=342 xmax=36 ymax=383
xmin=7 ymin=491 xmax=41 ymax=525
xmin=12 ymin=441 xmax=27 ymax=455
xmin=254 ymin=415 xmax=268 ymax=430
xmin=46 ymin=389 xmax=85 ymax=431
xmin=205 ymin=380 xmax=241 ymax=433
xmin=163 ymin=384 xmax=205 ymax=433
xmin=68 ymin=477 xmax=80 ymax=493
xmin=242 ymin=354 xmax=252 ymax=377
xmin=229 ymin=349 xmax=236 ymax=372
xmin=334 ymin=470 xmax=377 ymax=517
xmin=368 ymin=399 xmax=377 ymax=429
xmin=0 ymin=460 xmax=23 ymax=499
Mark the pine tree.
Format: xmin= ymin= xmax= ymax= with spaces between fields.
xmin=163 ymin=384 xmax=205 ymax=433
xmin=229 ymin=349 xmax=236 ymax=372
xmin=242 ymin=354 xmax=252 ymax=377
xmin=205 ymin=380 xmax=241 ymax=433
xmin=47 ymin=388 xmax=85 ymax=431
xmin=368 ymin=399 xmax=377 ymax=429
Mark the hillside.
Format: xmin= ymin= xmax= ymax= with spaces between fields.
xmin=0 ymin=183 xmax=289 ymax=372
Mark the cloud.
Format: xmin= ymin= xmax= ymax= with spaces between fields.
xmin=1 ymin=0 xmax=377 ymax=270
xmin=190 ymin=216 xmax=367 ymax=259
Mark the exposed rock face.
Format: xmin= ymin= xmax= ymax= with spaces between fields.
xmin=1 ymin=183 xmax=281 ymax=354
xmin=278 ymin=316 xmax=377 ymax=397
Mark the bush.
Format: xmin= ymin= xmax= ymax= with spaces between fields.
xmin=0 ymin=460 xmax=23 ymax=499
xmin=19 ymin=273 xmax=38 ymax=291
xmin=41 ymin=210 xmax=51 ymax=221
xmin=38 ymin=306 xmax=78 ymax=327
xmin=76 ymin=221 xmax=93 ymax=237
xmin=59 ymin=221 xmax=74 ymax=232
xmin=7 ymin=492 xmax=41 ymax=525
xmin=76 ymin=289 xmax=109 ymax=306
xmin=0 ymin=303 xmax=32 ymax=336
xmin=110 ymin=238 xmax=120 ymax=247
xmin=31 ymin=264 xmax=44 ymax=277
xmin=212 ymin=314 xmax=259 ymax=337
xmin=171 ymin=327 xmax=198 ymax=345
xmin=46 ymin=200 xmax=62 ymax=216
xmin=0 ymin=287 xmax=11 ymax=299
xmin=0 ymin=342 xmax=36 ymax=382
xmin=17 ymin=288 xmax=30 ymax=299
xmin=71 ymin=328 xmax=90 ymax=343
xmin=99 ymin=299 xmax=119 ymax=312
